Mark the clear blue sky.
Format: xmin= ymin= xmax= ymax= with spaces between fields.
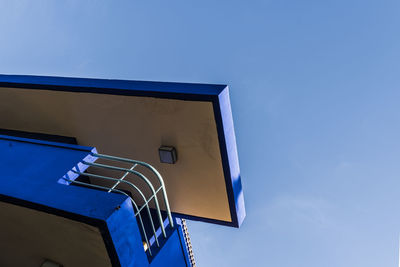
xmin=1 ymin=1 xmax=400 ymax=266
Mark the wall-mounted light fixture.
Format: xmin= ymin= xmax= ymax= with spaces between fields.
xmin=158 ymin=146 xmax=177 ymax=164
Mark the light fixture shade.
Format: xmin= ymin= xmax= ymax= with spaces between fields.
xmin=159 ymin=146 xmax=177 ymax=164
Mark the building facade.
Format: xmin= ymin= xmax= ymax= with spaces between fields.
xmin=0 ymin=75 xmax=245 ymax=266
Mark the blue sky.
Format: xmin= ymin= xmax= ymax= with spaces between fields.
xmin=1 ymin=1 xmax=400 ymax=266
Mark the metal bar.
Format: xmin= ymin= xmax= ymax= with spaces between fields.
xmin=127 ymin=187 xmax=163 ymax=214
xmin=62 ymin=177 xmax=153 ymax=255
xmin=91 ymin=153 xmax=174 ymax=228
xmin=83 ymin=161 xmax=168 ymax=237
xmin=72 ymin=169 xmax=160 ymax=247
xmin=108 ymin=164 xmax=137 ymax=193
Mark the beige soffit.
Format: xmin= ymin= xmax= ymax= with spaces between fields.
xmin=0 ymin=87 xmax=231 ymax=223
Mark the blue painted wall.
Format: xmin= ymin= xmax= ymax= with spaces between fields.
xmin=149 ymin=227 xmax=189 ymax=267
xmin=0 ymin=135 xmax=190 ymax=266
xmin=0 ymin=135 xmax=124 ymax=221
xmin=0 ymin=135 xmax=148 ymax=266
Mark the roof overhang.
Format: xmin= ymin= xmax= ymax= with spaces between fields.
xmin=0 ymin=74 xmax=245 ymax=227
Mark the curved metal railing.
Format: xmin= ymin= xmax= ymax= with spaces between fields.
xmin=62 ymin=152 xmax=174 ymax=256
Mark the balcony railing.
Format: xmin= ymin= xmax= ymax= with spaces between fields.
xmin=62 ymin=152 xmax=174 ymax=256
